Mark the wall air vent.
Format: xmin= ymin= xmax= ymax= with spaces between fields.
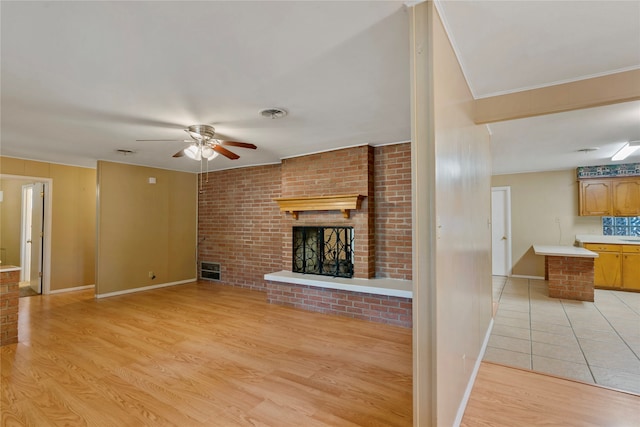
xmin=200 ymin=262 xmax=221 ymax=281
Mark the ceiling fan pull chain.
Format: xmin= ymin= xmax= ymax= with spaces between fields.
xmin=199 ymin=156 xmax=204 ymax=193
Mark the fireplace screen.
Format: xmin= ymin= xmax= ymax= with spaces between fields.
xmin=293 ymin=226 xmax=354 ymax=278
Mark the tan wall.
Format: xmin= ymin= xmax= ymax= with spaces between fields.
xmin=492 ymin=170 xmax=602 ymax=277
xmin=96 ymin=161 xmax=197 ymax=295
xmin=411 ymin=3 xmax=493 ymax=425
xmin=0 ymin=157 xmax=96 ymax=290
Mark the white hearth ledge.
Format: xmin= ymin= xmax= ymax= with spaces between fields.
xmin=264 ymin=270 xmax=412 ymax=298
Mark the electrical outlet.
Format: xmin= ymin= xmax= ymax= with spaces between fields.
xmin=148 ymin=271 xmax=154 ymax=278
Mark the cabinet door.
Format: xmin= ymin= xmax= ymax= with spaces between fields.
xmin=612 ymin=179 xmax=640 ymax=216
xmin=622 ymin=246 xmax=640 ymax=291
xmin=579 ymin=180 xmax=612 ymax=216
xmin=593 ymin=251 xmax=622 ymax=288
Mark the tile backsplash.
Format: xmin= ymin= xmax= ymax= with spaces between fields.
xmin=602 ymin=216 xmax=640 ymax=236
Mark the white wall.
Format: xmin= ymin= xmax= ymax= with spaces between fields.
xmin=411 ymin=3 xmax=493 ymax=426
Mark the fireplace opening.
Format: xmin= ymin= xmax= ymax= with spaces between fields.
xmin=293 ymin=226 xmax=354 ymax=278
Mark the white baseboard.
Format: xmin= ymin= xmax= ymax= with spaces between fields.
xmin=511 ymin=274 xmax=545 ymax=280
xmin=95 ymin=279 xmax=196 ymax=299
xmin=48 ymin=284 xmax=95 ymax=294
xmin=453 ymin=317 xmax=494 ymax=427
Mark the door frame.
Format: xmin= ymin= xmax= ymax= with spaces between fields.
xmin=2 ymin=174 xmax=52 ymax=295
xmin=491 ymin=186 xmax=512 ymax=276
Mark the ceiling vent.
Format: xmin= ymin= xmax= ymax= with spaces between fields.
xmin=116 ymin=149 xmax=136 ymax=155
xmin=260 ymin=107 xmax=288 ymax=119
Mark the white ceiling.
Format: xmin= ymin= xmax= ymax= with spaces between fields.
xmin=1 ymin=1 xmax=639 ymax=175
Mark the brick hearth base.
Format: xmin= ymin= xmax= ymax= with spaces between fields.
xmin=265 ymin=281 xmax=412 ymax=328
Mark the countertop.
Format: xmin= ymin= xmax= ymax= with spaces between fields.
xmin=575 ymin=235 xmax=640 ymax=246
xmin=533 ymin=245 xmax=598 ymax=258
xmin=0 ymin=265 xmax=21 ymax=272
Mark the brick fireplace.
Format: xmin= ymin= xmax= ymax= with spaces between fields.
xmin=197 ymin=143 xmax=411 ymax=291
xmin=264 ymin=145 xmax=412 ymax=328
xmin=280 ymin=145 xmax=375 ymax=278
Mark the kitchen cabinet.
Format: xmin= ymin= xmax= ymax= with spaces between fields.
xmin=622 ymin=245 xmax=640 ymax=291
xmin=612 ymin=180 xmax=640 ymax=216
xmin=584 ymin=244 xmax=622 ymax=288
xmin=584 ymin=243 xmax=640 ymax=290
xmin=579 ymin=180 xmax=612 ymax=216
xmin=579 ymin=177 xmax=640 ymax=216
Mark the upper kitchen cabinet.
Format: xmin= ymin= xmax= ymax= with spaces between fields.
xmin=612 ymin=179 xmax=640 ymax=216
xmin=579 ymin=177 xmax=640 ymax=216
xmin=579 ymin=179 xmax=612 ymax=216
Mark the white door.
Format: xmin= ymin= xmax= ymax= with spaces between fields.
xmin=20 ymin=185 xmax=33 ymax=282
xmin=29 ymin=182 xmax=45 ymax=294
xmin=491 ymin=186 xmax=511 ymax=276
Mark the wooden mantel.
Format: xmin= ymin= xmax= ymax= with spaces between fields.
xmin=274 ymin=194 xmax=365 ymax=219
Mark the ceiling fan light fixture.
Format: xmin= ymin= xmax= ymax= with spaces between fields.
xmin=611 ymin=141 xmax=640 ymax=161
xmin=184 ymin=144 xmax=202 ymax=160
xmin=201 ymin=145 xmax=215 ymax=159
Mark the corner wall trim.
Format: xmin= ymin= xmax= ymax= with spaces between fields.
xmin=95 ymin=279 xmax=196 ymax=299
xmin=49 ymin=284 xmax=95 ymax=294
xmin=453 ymin=317 xmax=494 ymax=427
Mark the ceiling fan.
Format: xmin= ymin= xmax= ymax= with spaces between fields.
xmin=137 ymin=124 xmax=256 ymax=161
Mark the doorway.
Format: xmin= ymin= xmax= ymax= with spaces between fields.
xmin=20 ymin=182 xmax=45 ymax=296
xmin=491 ymin=186 xmax=511 ymax=276
xmin=1 ymin=174 xmax=52 ymax=295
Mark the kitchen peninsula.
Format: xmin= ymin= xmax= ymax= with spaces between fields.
xmin=533 ymin=245 xmax=598 ymax=302
xmin=0 ymin=265 xmax=20 ymax=346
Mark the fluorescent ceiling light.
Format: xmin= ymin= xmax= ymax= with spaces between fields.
xmin=611 ymin=141 xmax=640 ymax=161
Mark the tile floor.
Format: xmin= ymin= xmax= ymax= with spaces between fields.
xmin=485 ymin=276 xmax=640 ymax=395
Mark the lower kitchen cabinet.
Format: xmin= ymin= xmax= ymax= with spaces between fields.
xmin=584 ymin=244 xmax=623 ymax=288
xmin=622 ymin=246 xmax=640 ymax=291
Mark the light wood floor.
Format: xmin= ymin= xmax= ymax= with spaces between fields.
xmin=462 ymin=362 xmax=640 ymax=427
xmin=3 ymin=283 xmax=639 ymax=427
xmin=1 ymin=283 xmax=412 ymax=426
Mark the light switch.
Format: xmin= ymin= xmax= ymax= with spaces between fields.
xmin=148 ymin=177 xmax=156 ymax=184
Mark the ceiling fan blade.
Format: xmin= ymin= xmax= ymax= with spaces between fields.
xmin=218 ymin=140 xmax=257 ymax=149
xmin=172 ymin=149 xmax=185 ymax=158
xmin=213 ymin=144 xmax=240 ymax=160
